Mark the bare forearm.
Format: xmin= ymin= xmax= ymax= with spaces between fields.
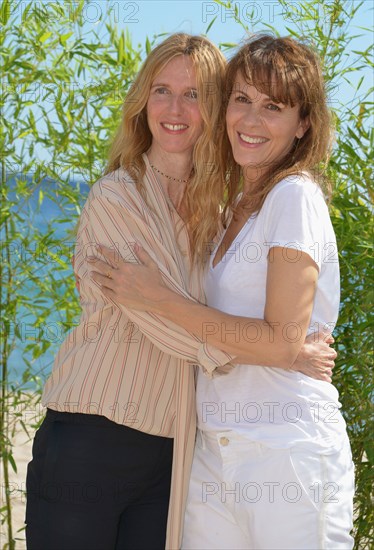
xmin=151 ymin=288 xmax=302 ymax=368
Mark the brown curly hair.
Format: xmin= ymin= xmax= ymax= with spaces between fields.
xmin=221 ymin=34 xmax=334 ymax=224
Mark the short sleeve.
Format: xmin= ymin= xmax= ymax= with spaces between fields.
xmin=263 ymin=175 xmax=327 ymax=271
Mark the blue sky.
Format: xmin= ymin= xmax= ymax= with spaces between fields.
xmin=84 ymin=0 xmax=372 ymax=109
xmin=86 ymin=1 xmax=372 ymax=49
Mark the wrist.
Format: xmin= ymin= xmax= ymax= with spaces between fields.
xmin=151 ymin=286 xmax=181 ymax=316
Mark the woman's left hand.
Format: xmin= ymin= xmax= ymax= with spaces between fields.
xmin=291 ymin=331 xmax=337 ymax=382
xmin=88 ymin=244 xmax=167 ymax=310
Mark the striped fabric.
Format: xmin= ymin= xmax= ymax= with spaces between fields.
xmin=42 ymin=153 xmax=232 ymax=549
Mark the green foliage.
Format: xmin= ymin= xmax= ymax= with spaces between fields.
xmin=329 ymin=95 xmax=373 ymax=550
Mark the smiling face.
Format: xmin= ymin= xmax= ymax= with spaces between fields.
xmin=146 ymin=55 xmax=204 ymax=160
xmin=226 ymin=71 xmax=309 ymax=184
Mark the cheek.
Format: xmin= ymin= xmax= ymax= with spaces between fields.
xmin=146 ymin=102 xmax=154 ymax=125
xmin=286 ymin=122 xmax=303 ymax=144
xmin=146 ymin=115 xmax=156 ymax=137
xmin=191 ymin=106 xmax=203 ymax=130
xmin=146 ymin=98 xmax=163 ymax=121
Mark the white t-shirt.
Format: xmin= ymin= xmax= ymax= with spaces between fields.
xmin=197 ymin=174 xmax=347 ymax=454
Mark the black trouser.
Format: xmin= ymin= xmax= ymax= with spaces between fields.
xmin=26 ymin=409 xmax=173 ymax=550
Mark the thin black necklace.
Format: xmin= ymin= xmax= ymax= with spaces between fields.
xmin=150 ymin=163 xmax=190 ymax=184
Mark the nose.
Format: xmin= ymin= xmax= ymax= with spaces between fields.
xmin=168 ymin=94 xmax=183 ymax=115
xmin=243 ymin=104 xmax=261 ymax=126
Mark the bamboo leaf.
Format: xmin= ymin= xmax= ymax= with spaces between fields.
xmin=1 ymin=0 xmax=10 ymax=26
xmin=39 ymin=32 xmax=53 ymax=44
xmin=60 ymin=32 xmax=74 ymax=46
xmin=205 ymin=16 xmax=217 ymax=35
xmin=145 ymin=36 xmax=151 ymax=55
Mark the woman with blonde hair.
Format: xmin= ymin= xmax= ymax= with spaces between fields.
xmin=26 ymin=33 xmax=232 ymax=550
xmin=91 ymin=35 xmax=354 ymax=549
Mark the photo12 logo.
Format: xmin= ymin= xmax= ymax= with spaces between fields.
xmin=201 ymin=480 xmax=340 ymax=504
xmin=200 ymin=400 xmax=340 ymax=424
xmin=201 ymin=2 xmax=276 ymax=24
xmin=201 ymin=1 xmax=331 ymax=26
xmin=10 ymin=1 xmax=140 ymax=25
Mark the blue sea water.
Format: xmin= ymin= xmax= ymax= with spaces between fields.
xmin=4 ymin=177 xmax=90 ymax=388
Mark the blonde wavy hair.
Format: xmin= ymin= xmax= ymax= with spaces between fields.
xmin=106 ymin=33 xmax=227 ymax=265
xmin=221 ymin=34 xmax=334 ymax=223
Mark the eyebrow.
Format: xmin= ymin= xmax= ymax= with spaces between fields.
xmin=152 ymin=81 xmax=197 ymax=87
xmin=151 ymin=83 xmax=198 ymax=92
xmin=232 ymin=87 xmax=285 ymax=105
xmin=232 ymin=87 xmax=250 ymax=97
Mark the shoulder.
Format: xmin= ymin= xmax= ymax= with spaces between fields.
xmin=268 ymin=172 xmax=324 ymax=201
xmin=88 ymin=168 xmax=138 ymax=203
xmin=263 ymin=172 xmax=327 ymax=214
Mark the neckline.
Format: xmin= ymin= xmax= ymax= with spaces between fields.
xmin=143 ymin=152 xmax=185 ymax=222
xmin=143 ymin=152 xmax=192 ymax=260
xmin=210 ymin=213 xmax=256 ymax=271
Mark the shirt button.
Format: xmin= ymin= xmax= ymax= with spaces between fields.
xmin=220 ymin=437 xmax=229 ymax=446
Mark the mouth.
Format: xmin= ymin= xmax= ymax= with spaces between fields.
xmin=238 ymin=132 xmax=268 ymax=145
xmin=162 ymin=123 xmax=189 ymax=132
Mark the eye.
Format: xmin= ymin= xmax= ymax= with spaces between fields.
xmin=233 ymin=94 xmax=250 ymax=104
xmin=266 ymin=103 xmax=281 ymax=111
xmin=185 ymin=89 xmax=198 ymax=99
xmin=154 ymin=87 xmax=169 ymax=95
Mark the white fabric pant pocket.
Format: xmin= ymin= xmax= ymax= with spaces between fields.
xmin=286 ymin=446 xmax=325 ymax=513
xmin=222 ymin=442 xmax=323 ymax=549
xmin=182 ymin=431 xmax=354 ymax=550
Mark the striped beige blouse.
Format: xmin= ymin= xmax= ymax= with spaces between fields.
xmin=42 ymin=154 xmax=232 ymax=549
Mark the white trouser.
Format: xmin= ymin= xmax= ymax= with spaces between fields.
xmin=182 ymin=430 xmax=354 ymax=550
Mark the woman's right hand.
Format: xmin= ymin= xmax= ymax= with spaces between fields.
xmin=291 ymin=332 xmax=337 ymax=382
